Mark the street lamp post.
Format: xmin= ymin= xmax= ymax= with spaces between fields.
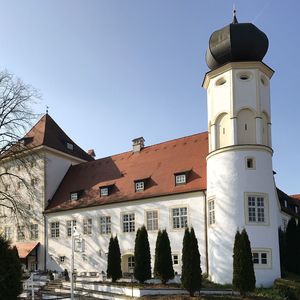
xmin=71 ymin=226 xmax=80 ymax=300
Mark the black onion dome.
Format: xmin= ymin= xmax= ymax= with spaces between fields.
xmin=206 ymin=13 xmax=269 ymax=70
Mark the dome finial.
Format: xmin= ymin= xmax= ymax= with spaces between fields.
xmin=232 ymin=6 xmax=238 ymax=24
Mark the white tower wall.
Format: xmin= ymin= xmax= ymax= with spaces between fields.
xmin=204 ymin=62 xmax=281 ymax=287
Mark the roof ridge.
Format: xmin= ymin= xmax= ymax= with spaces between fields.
xmin=70 ymin=131 xmax=208 ymax=167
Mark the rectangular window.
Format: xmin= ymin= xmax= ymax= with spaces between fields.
xmin=172 ymin=207 xmax=188 ymax=229
xmin=17 ymin=226 xmax=25 ymax=241
xmin=123 ymin=213 xmax=135 ymax=232
xmin=128 ymin=256 xmax=135 ymax=271
xmin=50 ymin=222 xmax=60 ymax=238
xmin=208 ymin=199 xmax=215 ymax=225
xmin=146 ymin=210 xmax=158 ymax=231
xmin=100 ymin=216 xmax=111 ymax=234
xmin=246 ymin=157 xmax=255 ymax=169
xmin=172 ymin=254 xmax=179 ymax=265
xmin=4 ymin=226 xmax=12 ymax=240
xmin=66 ymin=142 xmax=74 ymax=150
xmin=70 ymin=192 xmax=78 ymax=201
xmin=30 ymin=224 xmax=39 ymax=240
xmin=100 ymin=187 xmax=109 ymax=197
xmin=282 ymin=218 xmax=288 ymax=231
xmin=17 ymin=181 xmax=24 ymax=189
xmin=83 ymin=219 xmax=92 ymax=235
xmin=135 ymin=181 xmax=144 ymax=192
xmin=252 ymin=249 xmax=271 ymax=268
xmin=67 ymin=220 xmax=77 ymax=237
xmin=246 ymin=194 xmax=268 ymax=225
xmin=175 ymin=174 xmax=186 ymax=185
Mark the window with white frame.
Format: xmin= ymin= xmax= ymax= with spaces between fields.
xmin=172 ymin=207 xmax=188 ymax=229
xmin=172 ymin=254 xmax=179 ymax=265
xmin=30 ymin=224 xmax=39 ymax=240
xmin=128 ymin=256 xmax=135 ymax=271
xmin=50 ymin=222 xmax=60 ymax=238
xmin=123 ymin=213 xmax=135 ymax=232
xmin=100 ymin=187 xmax=109 ymax=197
xmin=67 ymin=220 xmax=77 ymax=237
xmin=83 ymin=219 xmax=92 ymax=235
xmin=17 ymin=225 xmax=25 ymax=241
xmin=100 ymin=216 xmax=111 ymax=234
xmin=282 ymin=218 xmax=288 ymax=231
xmin=70 ymin=192 xmax=79 ymax=201
xmin=208 ymin=199 xmax=215 ymax=225
xmin=175 ymin=174 xmax=186 ymax=185
xmin=245 ymin=194 xmax=268 ymax=224
xmin=146 ymin=210 xmax=158 ymax=231
xmin=60 ymin=256 xmax=65 ymax=263
xmin=4 ymin=226 xmax=12 ymax=240
xmin=252 ymin=249 xmax=271 ymax=268
xmin=135 ymin=181 xmax=144 ymax=192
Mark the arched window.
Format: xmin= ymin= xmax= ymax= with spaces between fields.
xmin=216 ymin=113 xmax=230 ymax=149
xmin=237 ymin=109 xmax=256 ymax=144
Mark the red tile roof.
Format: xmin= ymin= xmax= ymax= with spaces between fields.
xmin=291 ymin=194 xmax=300 ymax=201
xmin=15 ymin=242 xmax=39 ymax=259
xmin=21 ymin=114 xmax=94 ymax=161
xmin=46 ymin=132 xmax=208 ymax=213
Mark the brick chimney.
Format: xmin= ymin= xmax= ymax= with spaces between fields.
xmin=132 ymin=137 xmax=145 ymax=153
xmin=87 ymin=149 xmax=96 ymax=158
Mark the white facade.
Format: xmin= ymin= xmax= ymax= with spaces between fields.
xmin=0 ymin=147 xmax=86 ymax=271
xmin=204 ymin=62 xmax=281 ymax=286
xmin=46 ymin=192 xmax=207 ymax=276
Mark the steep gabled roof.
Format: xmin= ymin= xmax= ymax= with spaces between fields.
xmin=277 ymin=188 xmax=300 ymax=217
xmin=22 ymin=114 xmax=94 ymax=161
xmin=46 ymin=132 xmax=208 ymax=213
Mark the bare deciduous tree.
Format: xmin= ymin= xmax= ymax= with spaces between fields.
xmin=0 ymin=70 xmax=40 ymax=224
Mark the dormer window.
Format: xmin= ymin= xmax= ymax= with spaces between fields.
xmin=70 ymin=192 xmax=78 ymax=201
xmin=99 ymin=184 xmax=114 ymax=197
xmin=135 ymin=181 xmax=144 ymax=192
xmin=100 ymin=187 xmax=109 ymax=197
xmin=174 ymin=170 xmax=191 ymax=186
xmin=175 ymin=174 xmax=186 ymax=185
xmin=70 ymin=190 xmax=83 ymax=201
xmin=66 ymin=142 xmax=74 ymax=151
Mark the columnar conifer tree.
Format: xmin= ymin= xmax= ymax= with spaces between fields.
xmin=134 ymin=226 xmax=151 ymax=283
xmin=278 ymin=228 xmax=287 ymax=276
xmin=286 ymin=217 xmax=298 ymax=273
xmin=232 ymin=229 xmax=255 ymax=297
xmin=296 ymin=219 xmax=300 ymax=275
xmin=154 ymin=229 xmax=174 ymax=284
xmin=107 ymin=235 xmax=122 ymax=282
xmin=181 ymin=227 xmax=202 ymax=296
xmin=154 ymin=229 xmax=162 ymax=277
xmin=0 ymin=235 xmax=22 ymax=299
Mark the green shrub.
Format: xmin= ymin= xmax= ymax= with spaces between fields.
xmin=274 ymin=278 xmax=300 ymax=300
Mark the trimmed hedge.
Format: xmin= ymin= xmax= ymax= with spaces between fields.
xmin=274 ymin=278 xmax=300 ymax=300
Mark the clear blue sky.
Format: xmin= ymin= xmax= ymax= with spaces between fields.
xmin=0 ymin=0 xmax=299 ymax=194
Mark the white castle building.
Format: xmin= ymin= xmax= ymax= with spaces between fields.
xmin=1 ymin=14 xmax=300 ymax=287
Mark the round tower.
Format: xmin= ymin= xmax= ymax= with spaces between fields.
xmin=203 ymin=12 xmax=281 ymax=286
